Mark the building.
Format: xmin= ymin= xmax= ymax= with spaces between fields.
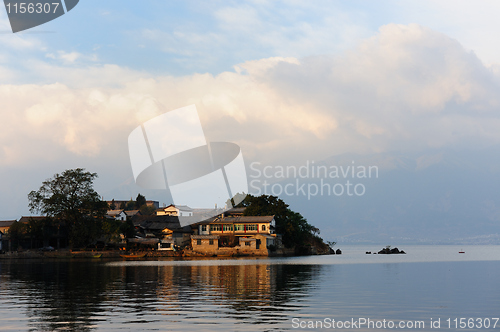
xmin=132 ymin=215 xmax=192 ymax=250
xmin=106 ymin=210 xmax=127 ymax=221
xmin=0 ymin=220 xmax=16 ymax=235
xmin=190 ymin=214 xmax=277 ymax=255
xmin=156 ymin=204 xmax=193 ymax=217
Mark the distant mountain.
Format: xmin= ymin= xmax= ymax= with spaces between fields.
xmin=267 ymin=147 xmax=500 ymax=244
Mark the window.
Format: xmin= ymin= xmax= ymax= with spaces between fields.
xmin=246 ymin=224 xmax=257 ymax=231
xmin=245 ymin=241 xmax=251 ymax=246
xmin=201 ymin=225 xmax=207 ymax=232
xmin=210 ymin=225 xmax=221 ymax=232
xmin=196 ymin=239 xmax=201 ymax=246
xmin=262 ymin=225 xmax=266 ymax=231
xmin=223 ymin=224 xmax=233 ymax=231
xmin=234 ymin=224 xmax=244 ymax=231
xmin=209 ymin=239 xmax=214 ymax=245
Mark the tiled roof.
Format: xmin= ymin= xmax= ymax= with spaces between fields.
xmin=163 ymin=204 xmax=193 ymax=211
xmin=200 ymin=215 xmax=275 ymax=224
xmin=106 ymin=210 xmax=125 ymax=216
xmin=132 ymin=215 xmax=182 ymax=230
xmin=125 ymin=210 xmax=141 ymax=216
xmin=0 ymin=220 xmax=16 ymax=227
xmin=18 ymin=216 xmax=49 ymax=223
xmin=225 ymin=207 xmax=246 ymax=214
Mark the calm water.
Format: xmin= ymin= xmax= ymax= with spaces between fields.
xmin=0 ymin=245 xmax=499 ymax=331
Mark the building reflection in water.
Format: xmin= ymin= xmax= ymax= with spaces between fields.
xmin=0 ymin=259 xmax=326 ymax=330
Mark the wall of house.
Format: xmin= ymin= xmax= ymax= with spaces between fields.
xmin=173 ymin=233 xmax=191 ymax=247
xmin=238 ymin=238 xmax=257 ymax=250
xmin=191 ymin=238 xmax=219 ymax=255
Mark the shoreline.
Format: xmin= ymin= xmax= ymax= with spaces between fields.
xmin=0 ymin=247 xmax=315 ymax=259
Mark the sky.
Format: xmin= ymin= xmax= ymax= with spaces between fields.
xmin=1 ymin=1 xmax=500 ymax=241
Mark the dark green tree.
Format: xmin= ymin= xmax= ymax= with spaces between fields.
xmin=102 ymin=218 xmax=122 ymax=243
xmin=28 ymin=168 xmax=108 ymax=248
xmin=125 ymin=199 xmax=135 ymax=211
xmin=109 ymin=199 xmax=116 ymax=210
xmin=139 ymin=204 xmax=156 ymax=216
xmin=120 ymin=218 xmax=136 ymax=238
xmin=135 ymin=193 xmax=146 ymax=209
xmin=8 ymin=221 xmax=27 ymax=250
xmin=241 ymin=194 xmax=329 ymax=252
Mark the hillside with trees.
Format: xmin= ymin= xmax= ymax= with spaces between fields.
xmin=236 ymin=194 xmax=331 ymax=254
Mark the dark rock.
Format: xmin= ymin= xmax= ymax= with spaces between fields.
xmin=335 ymin=249 xmax=342 ymax=255
xmin=378 ymin=247 xmax=406 ymax=254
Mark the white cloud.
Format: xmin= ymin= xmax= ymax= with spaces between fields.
xmin=45 ymin=51 xmax=86 ymax=64
xmin=1 ymin=24 xmax=500 ymax=171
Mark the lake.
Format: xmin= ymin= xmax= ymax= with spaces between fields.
xmin=0 ymin=245 xmax=499 ymax=331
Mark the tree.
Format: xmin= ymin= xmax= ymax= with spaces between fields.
xmin=8 ymin=221 xmax=27 ymax=250
xmin=28 ymin=168 xmax=108 ymax=248
xmin=240 ymin=194 xmax=289 ymax=237
xmin=139 ymin=204 xmax=156 ymax=216
xmin=125 ymin=199 xmax=135 ymax=211
xmin=241 ymin=194 xmax=329 ymax=252
xmin=109 ymin=199 xmax=116 ymax=210
xmin=135 ymin=193 xmax=146 ymax=209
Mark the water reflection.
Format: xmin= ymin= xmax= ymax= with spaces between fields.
xmin=0 ymin=259 xmax=325 ymax=331
xmin=1 ymin=259 xmax=121 ymax=331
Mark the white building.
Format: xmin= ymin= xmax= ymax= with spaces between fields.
xmin=156 ymin=204 xmax=193 ymax=217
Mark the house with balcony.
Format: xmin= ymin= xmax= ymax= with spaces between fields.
xmin=190 ymin=214 xmax=277 ymax=256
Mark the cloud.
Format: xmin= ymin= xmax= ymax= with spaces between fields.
xmin=1 ymin=24 xmax=500 ymax=172
xmin=45 ymin=51 xmax=91 ymax=64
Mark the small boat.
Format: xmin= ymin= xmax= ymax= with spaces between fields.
xmin=91 ymin=254 xmax=102 ymax=258
xmin=120 ymin=253 xmax=146 ymax=258
xmin=459 ymin=251 xmax=465 ymax=254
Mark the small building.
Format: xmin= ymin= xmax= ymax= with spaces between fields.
xmin=223 ymin=207 xmax=246 ymax=217
xmin=190 ymin=235 xmax=219 ymax=252
xmin=191 ymin=215 xmax=277 ymax=255
xmin=157 ymin=204 xmax=193 ymax=217
xmin=132 ymin=215 xmax=191 ymax=247
xmin=0 ymin=220 xmax=16 ymax=235
xmin=106 ymin=210 xmax=127 ymax=221
xmin=158 ymin=238 xmax=174 ymax=251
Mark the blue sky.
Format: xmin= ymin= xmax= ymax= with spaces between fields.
xmin=5 ymin=0 xmax=500 ymax=80
xmin=1 ymin=1 xmax=500 ymax=241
